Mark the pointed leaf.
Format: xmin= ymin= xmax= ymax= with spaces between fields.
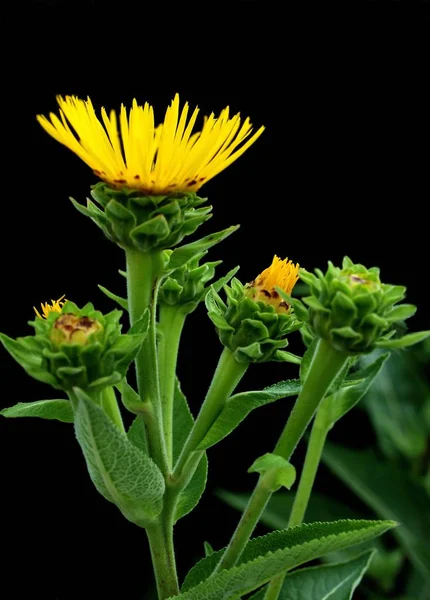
xmin=318 ymin=353 xmax=389 ymax=428
xmin=323 ymin=442 xmax=430 ymax=577
xmin=180 ymin=519 xmax=396 ymax=598
xmin=196 ymin=380 xmax=301 ymax=451
xmin=73 ymin=388 xmax=164 ymax=523
xmin=168 ymin=226 xmax=239 ymax=271
xmin=173 ymin=379 xmax=208 ymax=521
xmin=0 ymin=333 xmax=42 ymax=369
xmin=128 ymin=308 xmax=150 ymax=336
xmin=377 ymin=330 xmax=430 ymax=349
xmin=204 ymin=541 xmax=215 ymax=557
xmin=0 ymin=399 xmax=73 ymax=423
xmin=248 ymin=550 xmax=375 ymax=600
xmin=300 ymin=339 xmax=318 ymax=383
xmin=98 ymin=284 xmax=128 ymax=310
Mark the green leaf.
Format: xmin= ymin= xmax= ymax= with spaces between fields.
xmin=0 ymin=333 xmax=42 ymax=369
xmin=117 ymin=380 xmax=146 ymax=414
xmin=322 ymin=442 xmax=430 ymax=578
xmin=73 ymin=388 xmax=165 ymax=523
xmin=127 ymin=416 xmax=148 ymax=455
xmin=217 ymin=489 xmax=399 ymax=588
xmin=172 ymin=379 xmax=208 ymax=522
xmin=128 ymin=308 xmax=150 ymax=336
xmin=98 ymin=284 xmax=128 ymax=311
xmin=0 ymin=399 xmax=73 ymax=423
xmin=361 ymin=349 xmax=430 ymax=460
xmin=196 ymin=380 xmax=301 ymax=451
xmin=248 ymin=550 xmax=375 ymax=600
xmin=248 ymin=453 xmax=296 ymax=491
xmin=318 ymin=353 xmax=389 ymax=429
xmin=385 ymin=304 xmax=417 ymax=322
xmin=300 ymin=339 xmax=318 ymax=383
xmin=377 ymin=330 xmax=430 ymax=349
xmin=204 ymin=541 xmax=215 ymax=557
xmin=168 ymin=226 xmax=239 ymax=271
xmin=179 ymin=519 xmax=395 ymax=598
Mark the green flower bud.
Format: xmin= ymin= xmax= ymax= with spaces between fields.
xmin=159 ymin=250 xmax=238 ymax=314
xmin=287 ymin=256 xmax=426 ymax=355
xmin=71 ymin=183 xmax=211 ymax=252
xmin=1 ymin=300 xmax=147 ymax=392
xmin=206 ymin=256 xmax=302 ymax=364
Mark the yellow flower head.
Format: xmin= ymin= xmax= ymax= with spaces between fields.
xmin=247 ymin=256 xmax=300 ymax=312
xmin=37 ymin=94 xmax=265 ymax=195
xmin=34 ymin=295 xmax=66 ymax=319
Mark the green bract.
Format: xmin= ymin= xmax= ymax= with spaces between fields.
xmin=205 ymin=278 xmax=302 ymax=364
xmin=71 ymin=182 xmax=212 ymax=252
xmin=0 ymin=301 xmax=148 ymax=392
xmin=159 ymin=250 xmax=239 ymax=315
xmin=282 ymin=256 xmax=426 ymax=355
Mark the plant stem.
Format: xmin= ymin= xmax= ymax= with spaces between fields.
xmin=146 ymin=519 xmax=180 ymax=599
xmin=264 ymin=411 xmax=329 ymax=599
xmin=172 ymin=347 xmax=247 ymax=480
xmin=158 ymin=304 xmax=186 ymax=468
xmin=288 ymin=410 xmax=328 ymax=527
xmin=215 ymin=339 xmax=347 ymax=574
xmin=126 ymin=248 xmax=169 ymax=475
xmin=101 ymin=386 xmax=125 ymax=433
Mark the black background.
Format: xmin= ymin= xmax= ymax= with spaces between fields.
xmin=1 ymin=1 xmax=429 ymax=598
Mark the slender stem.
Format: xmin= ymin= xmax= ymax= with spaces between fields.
xmin=264 ymin=413 xmax=329 ymax=599
xmin=215 ymin=339 xmax=347 ymax=574
xmin=146 ymin=520 xmax=179 ymax=599
xmin=288 ymin=411 xmax=328 ymax=527
xmin=158 ymin=304 xmax=186 ymax=468
xmin=101 ymin=386 xmax=125 ymax=433
xmin=126 ymin=249 xmax=168 ymax=475
xmin=172 ymin=347 xmax=247 ymax=479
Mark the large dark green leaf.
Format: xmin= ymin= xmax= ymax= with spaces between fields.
xmin=248 ymin=550 xmax=375 ymax=599
xmin=322 ymin=442 xmax=430 ymax=579
xmin=360 ymin=349 xmax=430 ymax=461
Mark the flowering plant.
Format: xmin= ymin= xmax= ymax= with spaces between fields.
xmin=1 ymin=95 xmax=428 ymax=600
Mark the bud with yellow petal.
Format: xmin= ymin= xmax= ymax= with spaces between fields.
xmin=0 ymin=300 xmax=148 ymax=392
xmin=206 ymin=256 xmax=302 ymax=364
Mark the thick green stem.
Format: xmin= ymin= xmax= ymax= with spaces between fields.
xmin=158 ymin=305 xmax=186 ymax=468
xmin=146 ymin=520 xmax=179 ymax=599
xmin=126 ymin=248 xmax=168 ymax=475
xmin=101 ymin=386 xmax=125 ymax=433
xmin=215 ymin=339 xmax=347 ymax=574
xmin=264 ymin=412 xmax=329 ymax=599
xmin=173 ymin=347 xmax=247 ymax=479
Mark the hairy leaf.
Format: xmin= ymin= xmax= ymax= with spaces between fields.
xmin=180 ymin=519 xmax=395 ymax=598
xmin=73 ymin=388 xmax=164 ymax=523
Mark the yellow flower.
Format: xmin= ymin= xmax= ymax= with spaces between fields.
xmin=247 ymin=256 xmax=299 ymax=312
xmin=37 ymin=94 xmax=265 ymax=195
xmin=34 ymin=295 xmax=66 ymax=319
